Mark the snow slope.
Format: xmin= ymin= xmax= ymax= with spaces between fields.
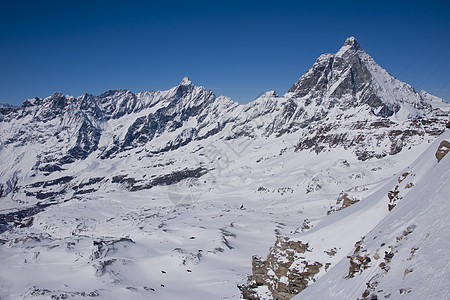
xmin=294 ymin=130 xmax=450 ymax=300
xmin=0 ymin=129 xmax=447 ymax=299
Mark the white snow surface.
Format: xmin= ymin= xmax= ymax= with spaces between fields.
xmin=0 ymin=127 xmax=448 ymax=299
xmin=294 ymin=131 xmax=450 ymax=300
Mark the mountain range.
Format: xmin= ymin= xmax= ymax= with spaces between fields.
xmin=0 ymin=37 xmax=449 ymax=299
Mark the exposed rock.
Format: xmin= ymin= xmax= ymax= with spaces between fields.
xmin=72 ymin=177 xmax=105 ymax=191
xmin=387 ymin=185 xmax=402 ymax=211
xmin=359 ymin=274 xmax=380 ymax=300
xmin=396 ymin=225 xmax=416 ymax=242
xmin=127 ymin=167 xmax=208 ymax=192
xmin=90 ymin=237 xmax=135 ymax=261
xmin=435 ymin=140 xmax=450 ymax=162
xmin=23 ymin=286 xmax=100 ymax=298
xmin=328 ymin=192 xmax=360 ymax=215
xmin=172 ymin=248 xmax=203 ymax=265
xmin=404 ymin=182 xmax=414 ymax=189
xmin=0 ymin=202 xmax=54 ymax=234
xmin=345 ymin=237 xmax=372 ymax=278
xmin=398 ymin=172 xmax=409 ymax=183
xmin=27 ymin=176 xmax=74 ymax=189
xmin=399 ymin=288 xmax=412 ymax=295
xmin=300 ymin=219 xmax=312 ymax=232
xmin=324 ymin=248 xmax=338 ymax=257
xmin=240 ymin=236 xmax=326 ymax=299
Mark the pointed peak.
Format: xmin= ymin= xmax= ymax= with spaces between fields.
xmin=46 ymin=92 xmax=69 ymax=103
xmin=261 ymin=90 xmax=279 ymax=98
xmin=343 ymin=36 xmax=361 ymax=50
xmin=180 ymin=76 xmax=193 ymax=86
xmin=344 ymin=36 xmax=358 ymax=45
xmin=50 ymin=91 xmax=65 ymax=98
xmin=80 ymin=92 xmax=95 ymax=100
xmin=336 ymin=36 xmax=362 ymax=57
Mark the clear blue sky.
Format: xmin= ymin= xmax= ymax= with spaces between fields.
xmin=1 ymin=0 xmax=449 ymax=105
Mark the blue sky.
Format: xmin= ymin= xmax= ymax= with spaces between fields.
xmin=1 ymin=0 xmax=449 ymax=105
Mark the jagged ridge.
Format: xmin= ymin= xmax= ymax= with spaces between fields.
xmin=0 ymin=37 xmax=448 ymax=202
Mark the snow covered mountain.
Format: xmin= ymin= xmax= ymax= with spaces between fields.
xmin=0 ymin=37 xmax=449 ymax=299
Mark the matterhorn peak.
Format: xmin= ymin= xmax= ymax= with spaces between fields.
xmin=344 ymin=36 xmax=360 ymax=47
xmin=180 ymin=76 xmax=193 ymax=86
xmin=336 ymin=36 xmax=362 ymax=56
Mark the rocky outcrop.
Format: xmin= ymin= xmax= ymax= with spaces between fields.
xmin=0 ymin=202 xmax=55 ymax=234
xmin=341 ymin=225 xmax=418 ymax=300
xmin=239 ymin=236 xmax=327 ymax=300
xmin=294 ymin=118 xmax=447 ymax=160
xmin=90 ymin=237 xmax=135 ymax=277
xmin=435 ymin=140 xmax=450 ymax=162
xmin=327 ymin=192 xmax=360 ymax=215
xmin=112 ymin=167 xmax=208 ymax=192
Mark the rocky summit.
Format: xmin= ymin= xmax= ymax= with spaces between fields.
xmin=0 ymin=38 xmax=449 ymax=300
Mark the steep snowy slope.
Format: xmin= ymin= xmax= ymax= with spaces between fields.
xmin=2 ymin=129 xmax=445 ymax=300
xmin=294 ymin=131 xmax=450 ymax=300
xmin=241 ymin=130 xmax=449 ymax=299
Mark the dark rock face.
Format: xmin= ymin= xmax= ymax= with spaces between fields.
xmin=27 ymin=176 xmax=74 ymax=189
xmin=121 ymin=114 xmax=159 ymax=151
xmin=113 ymin=167 xmax=208 ymax=192
xmin=72 ymin=177 xmax=104 ymax=191
xmin=96 ymin=89 xmax=138 ymax=119
xmin=287 ymin=37 xmax=426 ymax=118
xmin=68 ymin=120 xmax=102 ymax=160
xmin=293 ymin=118 xmax=447 ymax=161
xmin=0 ymin=202 xmax=54 ymax=234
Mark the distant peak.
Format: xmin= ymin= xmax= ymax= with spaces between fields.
xmin=343 ymin=36 xmax=361 ymax=49
xmin=180 ymin=76 xmax=193 ymax=86
xmin=50 ymin=92 xmax=65 ymax=99
xmin=261 ymin=90 xmax=279 ymax=98
xmin=0 ymin=102 xmax=16 ymax=108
